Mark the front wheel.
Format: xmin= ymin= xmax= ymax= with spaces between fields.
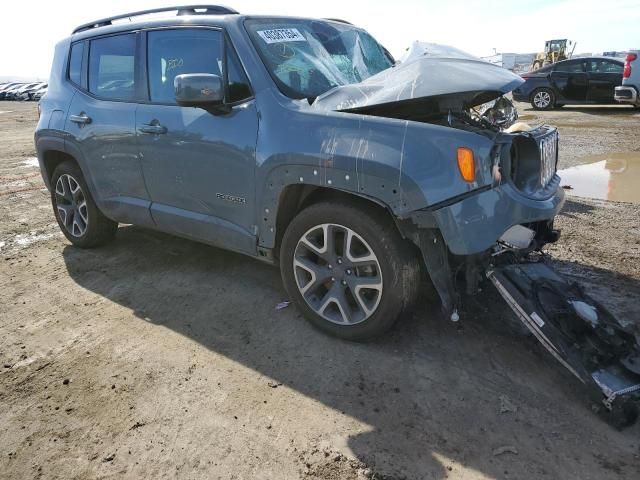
xmin=531 ymin=88 xmax=555 ymax=110
xmin=51 ymin=161 xmax=118 ymax=248
xmin=280 ymin=200 xmax=421 ymax=341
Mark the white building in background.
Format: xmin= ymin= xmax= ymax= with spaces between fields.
xmin=481 ymin=53 xmax=536 ymax=72
xmin=396 ymin=42 xmax=542 ymax=73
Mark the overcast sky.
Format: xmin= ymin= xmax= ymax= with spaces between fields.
xmin=2 ymin=0 xmax=639 ymax=79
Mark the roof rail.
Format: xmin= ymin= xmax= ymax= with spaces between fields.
xmin=324 ymin=18 xmax=353 ymax=25
xmin=72 ymin=5 xmax=239 ymax=34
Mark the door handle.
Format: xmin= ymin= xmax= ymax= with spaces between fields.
xmin=69 ymin=113 xmax=92 ymax=125
xmin=139 ymin=121 xmax=167 ymax=135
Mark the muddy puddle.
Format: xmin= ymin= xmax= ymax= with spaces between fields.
xmin=558 ymin=152 xmax=640 ymax=204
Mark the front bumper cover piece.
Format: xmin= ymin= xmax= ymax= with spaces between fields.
xmin=488 ymin=261 xmax=640 ymax=428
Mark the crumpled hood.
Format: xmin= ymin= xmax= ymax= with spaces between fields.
xmin=312 ymin=53 xmax=524 ymax=113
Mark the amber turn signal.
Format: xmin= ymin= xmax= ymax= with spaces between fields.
xmin=457 ymin=147 xmax=475 ymax=182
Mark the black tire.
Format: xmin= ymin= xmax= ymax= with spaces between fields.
xmin=51 ymin=160 xmax=118 ymax=248
xmin=531 ymin=88 xmax=556 ymax=110
xmin=280 ymin=200 xmax=421 ymax=341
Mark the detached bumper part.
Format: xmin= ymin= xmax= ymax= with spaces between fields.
xmin=488 ymin=262 xmax=640 ymax=427
xmin=498 ymin=224 xmax=536 ymax=249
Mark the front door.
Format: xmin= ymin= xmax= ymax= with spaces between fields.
xmin=136 ymin=28 xmax=258 ymax=255
xmin=587 ymin=59 xmax=624 ymax=103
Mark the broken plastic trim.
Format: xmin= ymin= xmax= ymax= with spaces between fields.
xmin=488 ymin=262 xmax=640 ymax=427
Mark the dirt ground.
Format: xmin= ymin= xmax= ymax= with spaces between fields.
xmin=1 ymin=101 xmax=639 ymax=480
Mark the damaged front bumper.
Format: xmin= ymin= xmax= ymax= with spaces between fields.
xmin=424 ymin=179 xmax=564 ymax=256
xmin=400 ymin=178 xmax=564 ymax=320
xmin=401 ymin=187 xmax=639 ymax=426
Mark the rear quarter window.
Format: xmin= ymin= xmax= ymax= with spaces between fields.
xmin=68 ymin=42 xmax=84 ymax=86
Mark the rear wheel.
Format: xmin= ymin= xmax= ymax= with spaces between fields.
xmin=280 ymin=200 xmax=421 ymax=341
xmin=531 ymin=88 xmax=555 ymax=110
xmin=51 ymin=161 xmax=118 ymax=248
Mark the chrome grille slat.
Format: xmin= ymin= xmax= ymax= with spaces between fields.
xmin=538 ymin=129 xmax=558 ymax=187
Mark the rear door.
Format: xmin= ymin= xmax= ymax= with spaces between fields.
xmin=65 ymin=33 xmax=153 ymax=227
xmin=587 ymin=59 xmax=624 ymax=102
xmin=549 ymin=59 xmax=588 ymax=101
xmin=136 ymin=27 xmax=258 ymax=255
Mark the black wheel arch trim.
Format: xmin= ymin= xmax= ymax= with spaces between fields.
xmin=35 ymin=134 xmax=102 ymax=212
xmin=35 ymin=135 xmax=66 ymax=190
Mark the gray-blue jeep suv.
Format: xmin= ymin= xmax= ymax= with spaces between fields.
xmin=34 ymin=5 xmax=566 ymax=340
xmin=34 ymin=5 xmax=640 ymax=423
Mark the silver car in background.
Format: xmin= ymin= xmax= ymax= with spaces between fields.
xmin=615 ymin=50 xmax=640 ymax=107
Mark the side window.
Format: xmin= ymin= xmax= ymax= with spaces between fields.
xmin=227 ymin=44 xmax=252 ymax=103
xmin=68 ymin=42 xmax=84 ymax=86
xmin=89 ymin=34 xmax=136 ymax=100
xmin=147 ymin=29 xmax=223 ymax=104
xmin=554 ymin=61 xmax=584 ymax=73
xmin=147 ymin=28 xmax=253 ymax=104
xmin=588 ymin=60 xmax=623 ymax=74
xmin=605 ymin=62 xmax=624 ymax=74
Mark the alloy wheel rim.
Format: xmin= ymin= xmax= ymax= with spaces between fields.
xmin=293 ymin=223 xmax=383 ymax=325
xmin=534 ymin=91 xmax=551 ymax=108
xmin=55 ymin=174 xmax=88 ymax=237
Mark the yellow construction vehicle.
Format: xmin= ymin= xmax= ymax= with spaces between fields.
xmin=531 ymin=39 xmax=576 ymax=70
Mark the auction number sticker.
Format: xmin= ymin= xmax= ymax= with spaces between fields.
xmin=257 ymin=28 xmax=306 ymax=44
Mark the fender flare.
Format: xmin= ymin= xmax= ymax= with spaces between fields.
xmin=35 ymin=134 xmax=103 ymax=211
xmin=257 ymin=164 xmax=405 ymax=250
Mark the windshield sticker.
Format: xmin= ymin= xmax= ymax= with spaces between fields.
xmin=257 ymin=28 xmax=306 ymax=44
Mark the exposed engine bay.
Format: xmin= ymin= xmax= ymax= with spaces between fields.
xmin=475 ymin=96 xmax=519 ymax=129
xmin=340 ymin=94 xmax=524 ymax=135
xmin=447 ymin=95 xmax=521 ymax=134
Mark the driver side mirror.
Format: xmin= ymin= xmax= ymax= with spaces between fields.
xmin=174 ymin=73 xmax=224 ymax=108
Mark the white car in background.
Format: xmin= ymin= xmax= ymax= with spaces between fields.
xmin=6 ymin=82 xmax=39 ymax=100
xmin=1 ymin=83 xmax=28 ymax=99
xmin=31 ymin=84 xmax=48 ymax=100
xmin=15 ymin=82 xmax=46 ymax=101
